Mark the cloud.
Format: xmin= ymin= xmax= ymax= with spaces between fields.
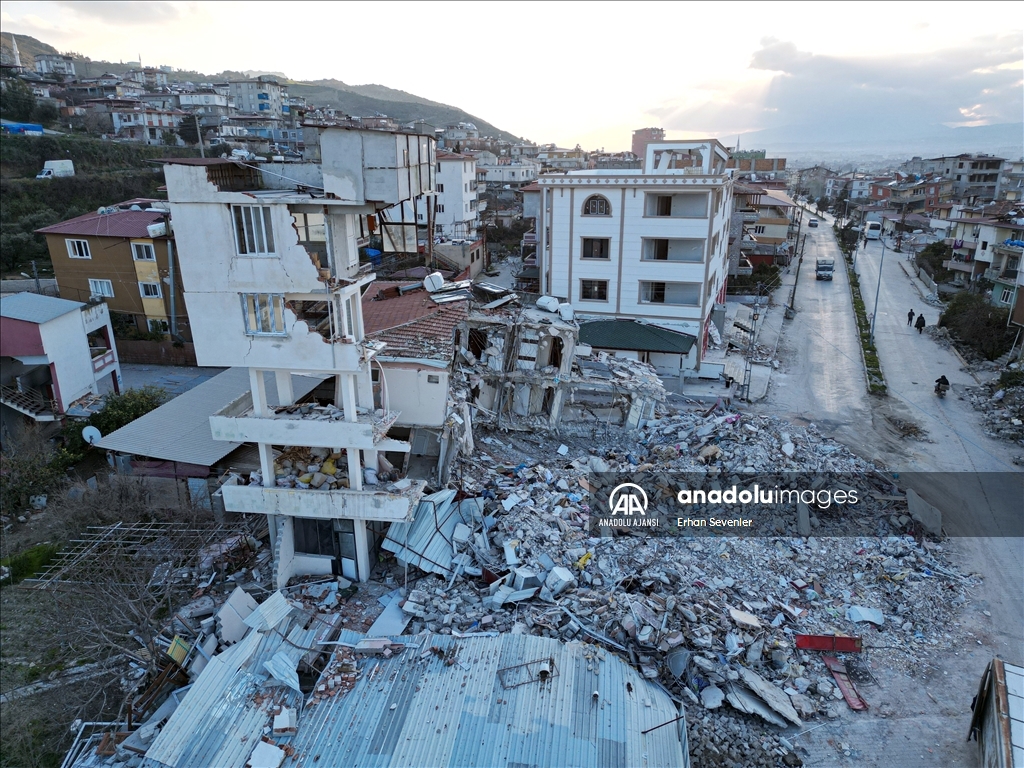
xmin=647 ymin=35 xmax=1023 ymax=142
xmin=56 ymin=1 xmax=181 ymax=25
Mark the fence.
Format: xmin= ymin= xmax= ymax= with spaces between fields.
xmin=115 ymin=340 xmax=197 ymax=366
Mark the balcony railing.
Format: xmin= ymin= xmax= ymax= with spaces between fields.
xmin=983 ymin=268 xmax=1000 ymax=281
xmin=91 ymin=349 xmax=116 ymax=374
xmin=1000 ymin=269 xmax=1019 ymax=282
xmin=220 ymin=479 xmax=426 ymax=522
xmin=0 ymin=385 xmax=60 ymax=420
xmin=942 ymin=259 xmax=975 ymax=274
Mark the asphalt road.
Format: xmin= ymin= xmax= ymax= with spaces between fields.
xmin=757 ymin=215 xmax=1023 ymax=767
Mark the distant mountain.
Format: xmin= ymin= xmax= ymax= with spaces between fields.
xmin=0 ymin=34 xmax=521 ymax=142
xmin=740 ymin=121 xmax=1024 ymax=160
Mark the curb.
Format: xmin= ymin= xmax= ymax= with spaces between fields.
xmin=898 ymin=260 xmax=928 ymax=300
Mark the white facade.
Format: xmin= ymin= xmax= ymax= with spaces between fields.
xmin=406 ymin=152 xmax=479 ymax=239
xmin=478 ymin=160 xmax=540 ymax=186
xmin=229 ymin=78 xmax=284 ymax=117
xmin=34 ymin=53 xmax=76 ymax=77
xmin=538 ymin=140 xmax=733 ymax=367
xmin=164 ymin=127 xmax=435 ymax=586
xmin=112 ymin=108 xmax=183 ymax=144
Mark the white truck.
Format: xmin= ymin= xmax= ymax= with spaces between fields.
xmin=36 ymin=160 xmax=75 ymax=180
xmin=864 ymin=221 xmax=882 ymax=240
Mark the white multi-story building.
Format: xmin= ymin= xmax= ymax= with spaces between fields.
xmin=34 ymin=53 xmax=76 ymax=77
xmin=534 ymin=139 xmax=733 ymax=368
xmin=402 ymin=150 xmax=479 ymax=240
xmin=229 ymin=77 xmax=284 ymax=117
xmin=162 ymin=127 xmax=435 ymax=586
xmin=477 ymin=159 xmax=541 ymax=187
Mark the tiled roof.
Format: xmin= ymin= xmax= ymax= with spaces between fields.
xmin=36 ymin=208 xmax=167 ymax=239
xmin=362 ymin=282 xmax=467 ymax=362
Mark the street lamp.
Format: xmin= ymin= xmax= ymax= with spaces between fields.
xmin=869 ymin=237 xmax=887 ymax=344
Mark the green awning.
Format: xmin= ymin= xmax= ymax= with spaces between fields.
xmin=579 ymin=320 xmax=696 ymax=355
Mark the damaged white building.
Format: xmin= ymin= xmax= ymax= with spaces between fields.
xmin=161 ymin=128 xmax=436 ymax=586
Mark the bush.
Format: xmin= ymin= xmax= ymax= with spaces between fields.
xmin=999 ymin=369 xmax=1024 ymax=388
xmin=916 ymin=241 xmax=954 ymax=283
xmin=60 ymin=386 xmax=168 ymax=456
xmin=0 ymin=543 xmax=60 ymax=586
xmin=939 ymin=292 xmax=1015 ymax=361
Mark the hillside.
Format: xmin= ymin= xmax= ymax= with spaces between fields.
xmin=1 ymin=34 xmax=521 ymax=141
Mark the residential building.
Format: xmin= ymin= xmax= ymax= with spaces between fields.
xmin=124 ymin=67 xmax=169 ymax=89
xmin=536 ymin=145 xmax=588 ymax=171
xmin=228 ymin=76 xmax=284 ymax=118
xmin=904 ymin=154 xmax=1006 ymax=202
xmin=535 ymin=139 xmax=733 ymax=368
xmin=944 ymin=203 xmax=1024 ymax=307
xmin=632 ymin=126 xmax=665 ymax=162
xmin=726 ymin=151 xmax=787 ymax=181
xmin=403 ymin=150 xmax=479 ymax=239
xmin=161 ymin=127 xmax=436 ymax=585
xmin=792 ymin=165 xmax=836 ymax=200
xmin=33 ymin=53 xmax=75 ymax=77
xmin=998 ymin=159 xmax=1024 ymax=201
xmin=476 ymin=158 xmax=541 ymax=188
xmin=510 ymin=141 xmax=539 ymax=158
xmin=868 ymin=175 xmax=955 ymax=214
xmin=35 ymin=199 xmax=191 ymax=340
xmin=1 ymin=293 xmax=120 ymax=441
xmin=177 ymin=91 xmax=234 ymax=125
xmin=109 ymin=104 xmax=184 ymax=144
xmin=732 ymin=183 xmax=797 ymax=265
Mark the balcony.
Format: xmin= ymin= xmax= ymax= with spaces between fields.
xmin=91 ymin=348 xmax=116 ymax=375
xmin=999 ymin=269 xmax=1019 ymax=283
xmin=209 ymin=392 xmax=406 ymax=451
xmin=984 ymin=268 xmax=1000 ymax=281
xmin=942 ymin=259 xmax=975 ymax=274
xmin=220 ymin=479 xmax=426 ymax=522
xmin=0 ymin=385 xmax=60 ymax=421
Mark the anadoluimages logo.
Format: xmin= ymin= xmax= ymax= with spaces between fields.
xmin=608 ymin=483 xmax=648 ymax=516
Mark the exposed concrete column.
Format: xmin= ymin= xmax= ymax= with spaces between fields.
xmin=339 ymin=373 xmax=357 ymax=422
xmin=347 ymin=449 xmax=362 ymax=491
xmin=548 ymin=387 xmax=566 ymax=429
xmin=274 ymin=370 xmax=294 ymax=406
xmin=257 ymin=442 xmax=275 ymax=488
xmin=363 ymin=449 xmax=378 ymax=479
xmin=353 ymin=518 xmax=370 ymax=582
xmin=250 ymin=369 xmax=268 ymax=417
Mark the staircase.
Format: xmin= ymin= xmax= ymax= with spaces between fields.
xmin=0 ymin=386 xmax=59 ymax=420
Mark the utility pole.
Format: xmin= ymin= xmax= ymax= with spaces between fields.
xmin=194 ymin=112 xmax=205 ymax=158
xmin=869 ymin=238 xmax=887 ymax=344
xmin=31 ymin=260 xmax=41 ymax=294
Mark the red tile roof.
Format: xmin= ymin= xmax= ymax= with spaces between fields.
xmin=362 ymin=281 xmax=468 ymax=361
xmin=35 ymin=206 xmax=168 ymax=239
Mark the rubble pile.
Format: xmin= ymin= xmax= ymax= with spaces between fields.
xmin=268 ymin=402 xmax=400 ymax=440
xmin=235 ymin=445 xmax=404 ymax=491
xmin=965 ymin=371 xmax=1024 ymax=445
xmin=383 ymin=403 xmax=975 ymax=763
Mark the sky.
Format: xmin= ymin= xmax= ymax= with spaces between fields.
xmin=2 ymin=1 xmax=1021 ymax=151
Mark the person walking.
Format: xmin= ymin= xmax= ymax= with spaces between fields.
xmin=915 ymin=314 xmax=926 ymax=334
xmin=907 ymin=309 xmax=915 ymax=326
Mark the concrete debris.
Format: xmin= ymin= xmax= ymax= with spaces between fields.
xmin=965 ymin=373 xmax=1024 ymax=445
xmin=701 ymin=684 xmax=726 ymax=709
xmin=906 ymin=488 xmax=942 ymax=536
xmin=845 ymin=606 xmax=884 ymax=626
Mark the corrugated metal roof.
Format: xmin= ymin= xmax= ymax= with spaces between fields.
xmin=244 ymin=590 xmax=293 ymax=631
xmin=381 ymin=490 xmax=484 ymax=576
xmin=580 ymin=320 xmax=696 ymax=355
xmin=96 ymin=367 xmax=324 ymax=465
xmin=0 ymin=292 xmax=83 ymax=324
xmin=284 ymin=632 xmax=688 ymax=768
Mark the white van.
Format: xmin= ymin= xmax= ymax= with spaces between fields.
xmin=865 ymin=221 xmax=882 ymax=240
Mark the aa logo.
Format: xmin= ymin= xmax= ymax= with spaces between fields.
xmin=608 ymin=483 xmax=648 ymax=516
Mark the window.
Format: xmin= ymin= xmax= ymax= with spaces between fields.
xmin=582 ymin=195 xmax=611 ymax=216
xmin=66 ymin=239 xmax=91 ymax=259
xmin=436 ymin=203 xmax=445 ymax=213
xmin=641 ymin=238 xmax=704 ymax=262
xmin=640 ymin=281 xmax=700 ymax=305
xmin=132 ymin=242 xmax=156 ymax=261
xmin=436 ymin=183 xmax=444 ymax=193
xmin=148 ymin=319 xmax=169 ymax=333
xmin=754 ymin=225 xmax=766 ymax=234
xmin=294 ymin=518 xmax=335 ymax=557
xmin=139 ymin=282 xmax=162 ymax=298
xmin=88 ymin=279 xmax=114 ymax=298
xmin=645 ymin=192 xmax=707 ymax=217
xmin=241 ymin=293 xmax=287 ymax=335
xmin=1000 ymin=288 xmax=1014 ymax=304
xmin=231 ymin=205 xmax=276 ymax=255
xmin=580 ymin=279 xmax=609 ymax=301
xmin=981 ymin=241 xmax=988 ymax=250
xmin=427 ymin=374 xmax=440 ymax=384
xmin=581 ymin=237 xmax=610 ymax=260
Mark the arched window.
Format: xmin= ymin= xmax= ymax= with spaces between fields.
xmin=582 ymin=195 xmax=611 ymax=216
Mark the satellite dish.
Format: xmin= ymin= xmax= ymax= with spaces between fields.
xmin=82 ymin=426 xmax=102 ymax=445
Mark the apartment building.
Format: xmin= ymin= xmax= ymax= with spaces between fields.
xmin=36 ymin=200 xmax=191 ymax=340
xmin=229 ymin=76 xmax=284 ymax=117
xmin=33 ymin=53 xmax=75 ymax=77
xmin=535 ymin=139 xmax=733 ymax=368
xmin=400 ymin=150 xmax=480 ymax=240
xmin=161 ymin=127 xmax=435 ymax=586
xmin=944 ymin=202 xmax=1024 ymax=309
xmin=632 ymin=127 xmax=665 ymax=164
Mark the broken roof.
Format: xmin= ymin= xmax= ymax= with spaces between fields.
xmin=361 ymin=281 xmax=468 ymax=362
xmin=580 ymin=320 xmax=696 ymax=355
xmin=96 ymin=367 xmax=323 ymax=466
xmin=285 ymin=630 xmax=688 ymax=768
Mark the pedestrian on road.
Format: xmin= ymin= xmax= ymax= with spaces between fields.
xmin=915 ymin=314 xmax=926 ymax=334
xmin=907 ymin=309 xmax=915 ymax=326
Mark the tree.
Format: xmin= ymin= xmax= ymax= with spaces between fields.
xmin=0 ymin=427 xmax=77 ymax=515
xmin=939 ymin=292 xmax=1014 ymax=360
xmin=161 ymin=129 xmax=178 ymax=146
xmin=177 ymin=116 xmax=200 ymax=146
xmin=61 ymin=386 xmax=168 ymax=455
xmin=0 ymin=77 xmax=37 ymax=122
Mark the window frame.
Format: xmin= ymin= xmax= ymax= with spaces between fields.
xmin=581 ymin=195 xmax=612 ymax=216
xmin=639 ymin=280 xmax=701 ymax=306
xmin=66 ymin=239 xmax=92 ymax=259
xmin=139 ymin=281 xmax=162 ymax=299
xmin=579 ymin=279 xmax=609 ymax=302
xmin=231 ymin=205 xmax=277 ymax=256
xmin=1000 ymin=287 xmax=1014 ymax=304
xmin=241 ymin=293 xmax=288 ymax=336
xmin=88 ymin=278 xmax=114 ymax=298
xmin=131 ymin=241 xmax=156 ymax=261
xmin=580 ymin=237 xmax=611 ymax=260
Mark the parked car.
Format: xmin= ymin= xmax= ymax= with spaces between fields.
xmin=808 ymin=218 xmax=819 ymax=228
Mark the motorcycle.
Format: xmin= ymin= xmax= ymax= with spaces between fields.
xmin=934 ymin=382 xmax=949 ymax=398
